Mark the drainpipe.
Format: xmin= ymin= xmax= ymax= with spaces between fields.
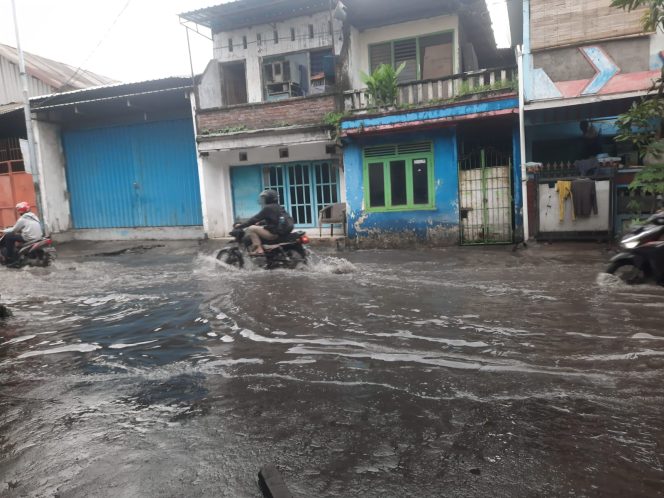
xmin=517 ymin=45 xmax=529 ymax=242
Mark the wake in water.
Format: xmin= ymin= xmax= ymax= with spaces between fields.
xmin=194 ymin=250 xmax=358 ymax=275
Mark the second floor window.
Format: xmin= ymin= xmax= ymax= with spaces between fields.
xmin=369 ymin=32 xmax=454 ymax=84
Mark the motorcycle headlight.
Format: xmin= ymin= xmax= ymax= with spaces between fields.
xmin=623 ymin=240 xmax=639 ymax=250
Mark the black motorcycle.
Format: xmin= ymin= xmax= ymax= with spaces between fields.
xmin=216 ymin=227 xmax=310 ymax=270
xmin=0 ymin=235 xmax=56 ymax=268
xmin=606 ymin=212 xmax=664 ymax=285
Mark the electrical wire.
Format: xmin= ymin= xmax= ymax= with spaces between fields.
xmin=34 ymin=0 xmax=133 ymax=109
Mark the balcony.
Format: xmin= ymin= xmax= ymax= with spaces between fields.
xmin=344 ymin=67 xmax=518 ymax=114
xmin=196 ymin=93 xmax=337 ymax=138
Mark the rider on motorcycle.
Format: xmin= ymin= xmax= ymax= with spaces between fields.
xmin=1 ymin=202 xmax=44 ymax=264
xmin=234 ymin=189 xmax=290 ymax=255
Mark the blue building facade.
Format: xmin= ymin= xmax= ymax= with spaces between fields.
xmin=341 ymin=96 xmax=522 ymax=246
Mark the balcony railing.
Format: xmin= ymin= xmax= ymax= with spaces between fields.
xmin=344 ymin=66 xmax=518 ymax=113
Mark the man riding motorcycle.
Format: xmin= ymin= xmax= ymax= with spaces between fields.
xmin=234 ymin=189 xmax=293 ymax=255
xmin=1 ymin=202 xmax=44 ymax=264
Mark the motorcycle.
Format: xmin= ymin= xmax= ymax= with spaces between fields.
xmin=216 ymin=227 xmax=310 ymax=270
xmin=0 ymin=234 xmax=56 ymax=268
xmin=606 ymin=211 xmax=664 ymax=285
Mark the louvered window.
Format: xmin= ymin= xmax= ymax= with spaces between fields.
xmin=393 ymin=39 xmax=417 ymax=83
xmin=369 ymin=43 xmax=391 ymax=73
xmin=368 ymin=32 xmax=454 ymax=83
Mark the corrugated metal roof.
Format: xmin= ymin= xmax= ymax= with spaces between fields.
xmin=0 ymin=103 xmax=23 ymax=116
xmin=0 ymin=43 xmax=116 ymax=92
xmin=180 ymin=0 xmax=330 ymax=32
xmin=30 ymin=76 xmax=194 ymax=110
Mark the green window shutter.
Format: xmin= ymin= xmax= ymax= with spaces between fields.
xmin=393 ymin=38 xmax=417 ymax=83
xmin=363 ymin=142 xmax=435 ymax=212
xmin=369 ymin=42 xmax=391 ymax=73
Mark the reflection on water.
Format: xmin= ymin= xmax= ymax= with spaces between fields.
xmin=1 ymin=245 xmax=663 ymax=497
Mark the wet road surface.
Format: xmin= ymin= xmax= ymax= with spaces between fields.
xmin=1 ymin=242 xmax=663 ymax=497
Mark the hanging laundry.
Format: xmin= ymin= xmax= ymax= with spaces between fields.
xmin=571 ymin=178 xmax=598 ymax=217
xmin=555 ymin=180 xmax=574 ymax=222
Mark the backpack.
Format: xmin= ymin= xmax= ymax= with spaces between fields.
xmin=276 ymin=206 xmax=295 ymax=235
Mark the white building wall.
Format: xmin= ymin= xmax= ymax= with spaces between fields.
xmin=213 ymin=11 xmax=343 ymax=103
xmin=350 ymin=14 xmax=460 ymax=89
xmin=201 ymin=140 xmax=344 ymax=238
xmin=32 ymin=119 xmax=71 ymax=234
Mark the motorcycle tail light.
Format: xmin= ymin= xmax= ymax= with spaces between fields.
xmin=45 ymin=239 xmax=52 ymax=245
xmin=300 ymin=235 xmax=310 ymax=245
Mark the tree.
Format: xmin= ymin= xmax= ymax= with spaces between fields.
xmin=612 ymin=0 xmax=664 ymax=211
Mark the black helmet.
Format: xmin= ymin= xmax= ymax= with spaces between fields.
xmin=259 ymin=189 xmax=279 ymax=205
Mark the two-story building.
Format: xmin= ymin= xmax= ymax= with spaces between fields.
xmin=181 ymin=0 xmax=524 ymax=246
xmin=338 ymin=0 xmax=521 ymax=246
xmin=521 ymin=0 xmax=664 ymax=240
xmin=181 ymin=0 xmax=344 ymax=239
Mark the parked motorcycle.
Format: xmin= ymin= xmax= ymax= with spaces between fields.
xmin=0 ymin=235 xmax=56 ymax=268
xmin=606 ymin=212 xmax=664 ymax=285
xmin=216 ymin=227 xmax=310 ymax=270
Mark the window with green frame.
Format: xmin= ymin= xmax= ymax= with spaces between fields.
xmin=369 ymin=32 xmax=454 ymax=84
xmin=363 ymin=142 xmax=435 ymax=212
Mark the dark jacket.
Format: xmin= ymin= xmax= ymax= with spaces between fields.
xmin=571 ymin=179 xmax=598 ymax=217
xmin=239 ymin=204 xmax=282 ymax=233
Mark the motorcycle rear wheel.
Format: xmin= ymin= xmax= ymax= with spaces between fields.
xmin=607 ymin=261 xmax=647 ymax=284
xmin=216 ymin=248 xmax=244 ymax=268
xmin=285 ymin=248 xmax=308 ymax=270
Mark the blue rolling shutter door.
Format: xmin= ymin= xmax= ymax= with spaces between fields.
xmin=63 ymin=119 xmax=202 ymax=228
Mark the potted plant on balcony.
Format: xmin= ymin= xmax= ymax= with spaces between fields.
xmin=361 ymin=62 xmax=406 ymax=111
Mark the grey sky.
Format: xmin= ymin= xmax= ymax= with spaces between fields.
xmin=0 ymin=0 xmax=217 ymax=82
xmin=0 ymin=0 xmax=509 ymax=84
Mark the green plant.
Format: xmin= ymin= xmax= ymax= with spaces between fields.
xmin=457 ymin=79 xmax=517 ymax=97
xmin=360 ymin=62 xmax=406 ymax=108
xmin=323 ymin=111 xmax=349 ymax=139
xmin=611 ymin=0 xmax=664 ymax=31
xmin=216 ymin=124 xmax=248 ymax=134
xmin=612 ymin=0 xmax=664 ymax=211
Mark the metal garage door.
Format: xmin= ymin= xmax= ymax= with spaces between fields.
xmin=63 ymin=119 xmax=202 ymax=228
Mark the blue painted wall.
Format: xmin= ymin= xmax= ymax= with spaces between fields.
xmin=344 ymin=129 xmax=459 ymax=243
xmin=63 ymin=119 xmax=202 ymax=229
xmin=512 ymin=124 xmax=523 ymax=233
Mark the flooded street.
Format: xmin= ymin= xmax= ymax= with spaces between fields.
xmin=1 ymin=242 xmax=663 ymax=497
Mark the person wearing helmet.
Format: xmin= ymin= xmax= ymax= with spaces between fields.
xmin=235 ymin=189 xmax=287 ymax=255
xmin=1 ymin=202 xmax=44 ymax=263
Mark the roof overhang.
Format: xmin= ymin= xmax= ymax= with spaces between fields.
xmin=29 ymin=77 xmax=195 ymax=128
xmin=180 ymin=0 xmax=331 ymax=33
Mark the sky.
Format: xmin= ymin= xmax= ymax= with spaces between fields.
xmin=0 ymin=0 xmax=511 ymax=84
xmin=0 ymin=0 xmax=219 ymax=82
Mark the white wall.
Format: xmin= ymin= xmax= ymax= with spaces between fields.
xmin=538 ymin=180 xmax=611 ymax=232
xmin=213 ymin=11 xmax=343 ymax=103
xmin=201 ymin=141 xmax=344 ymax=238
xmin=33 ymin=119 xmax=70 ymax=234
xmin=350 ymin=14 xmax=460 ymax=90
xmin=198 ymin=60 xmax=222 ymax=110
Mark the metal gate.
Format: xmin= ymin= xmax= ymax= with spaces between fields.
xmin=458 ymin=148 xmax=513 ymax=245
xmin=63 ymin=119 xmax=202 ymax=229
xmin=0 ymin=159 xmax=38 ymax=227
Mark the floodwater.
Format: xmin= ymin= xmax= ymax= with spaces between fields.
xmin=1 ymin=242 xmax=663 ymax=497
